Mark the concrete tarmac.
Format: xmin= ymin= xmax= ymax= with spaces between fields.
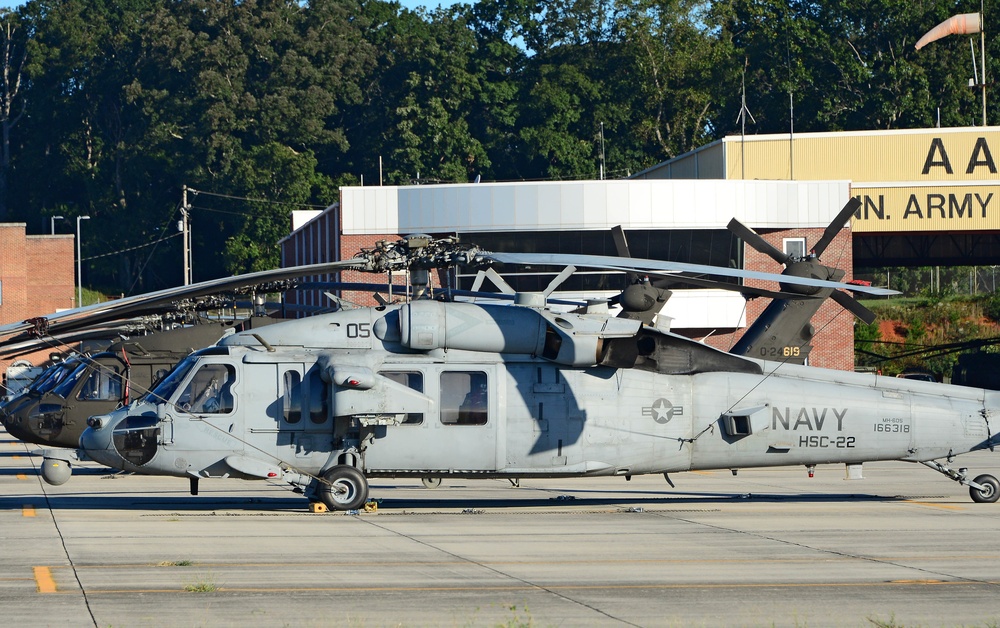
xmin=3 ymin=431 xmax=1000 ymax=627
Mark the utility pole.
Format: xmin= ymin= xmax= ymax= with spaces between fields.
xmin=181 ymin=186 xmax=192 ymax=285
xmin=980 ymin=0 xmax=987 ymax=126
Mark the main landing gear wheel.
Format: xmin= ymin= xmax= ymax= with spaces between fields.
xmin=970 ymin=474 xmax=1000 ymax=503
xmin=421 ymin=477 xmax=442 ymax=489
xmin=318 ymin=465 xmax=369 ymax=511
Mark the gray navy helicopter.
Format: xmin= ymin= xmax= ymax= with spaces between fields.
xmin=32 ymin=230 xmax=1000 ymax=511
xmin=4 ymin=204 xmax=862 ymax=460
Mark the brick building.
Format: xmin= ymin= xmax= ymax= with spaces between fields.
xmin=281 ymin=180 xmax=856 ymax=371
xmin=0 ymin=223 xmax=75 ymax=375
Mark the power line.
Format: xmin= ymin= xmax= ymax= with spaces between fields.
xmin=186 ymin=187 xmax=330 ymax=209
xmin=81 ymin=232 xmax=182 ymax=261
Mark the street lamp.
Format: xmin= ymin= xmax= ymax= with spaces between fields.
xmin=50 ymin=215 xmax=64 ymax=235
xmin=76 ymin=216 xmax=90 ymax=307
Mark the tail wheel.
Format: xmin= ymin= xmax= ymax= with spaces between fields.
xmin=318 ymin=465 xmax=369 ymax=511
xmin=970 ymin=474 xmax=1000 ymax=503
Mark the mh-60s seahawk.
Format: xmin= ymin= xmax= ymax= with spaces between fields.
xmin=50 ymin=235 xmax=1000 ymax=510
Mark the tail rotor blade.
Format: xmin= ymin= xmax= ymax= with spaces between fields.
xmin=727 ymin=218 xmax=791 ymax=265
xmin=611 ymin=225 xmax=631 ymax=258
xmin=611 ymin=225 xmax=642 ymax=284
xmin=812 ymin=198 xmax=861 ymax=257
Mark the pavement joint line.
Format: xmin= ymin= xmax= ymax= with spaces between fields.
xmin=33 ymin=566 xmax=57 ymax=593
xmin=75 ymin=580 xmax=1000 ymax=595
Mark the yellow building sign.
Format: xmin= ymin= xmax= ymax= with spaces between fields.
xmin=851 ymin=183 xmax=999 ymax=232
xmin=717 ymin=127 xmax=999 ymax=233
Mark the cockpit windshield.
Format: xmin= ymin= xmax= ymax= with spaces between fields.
xmin=143 ymin=356 xmax=199 ymax=404
xmin=30 ymin=362 xmax=76 ymax=395
xmin=51 ymin=363 xmax=89 ymax=398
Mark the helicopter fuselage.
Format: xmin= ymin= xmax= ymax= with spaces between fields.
xmin=75 ymin=302 xmax=999 ymax=509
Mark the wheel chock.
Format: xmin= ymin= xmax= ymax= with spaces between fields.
xmin=308 ymin=502 xmax=328 ymax=513
xmin=363 ymin=500 xmax=378 ymax=513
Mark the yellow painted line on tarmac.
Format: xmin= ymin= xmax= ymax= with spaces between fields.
xmin=33 ymin=567 xmax=57 ymax=593
xmin=689 ymin=471 xmax=715 ymax=476
xmin=22 ymin=505 xmax=35 ymax=517
xmin=16 ymin=473 xmax=26 ymax=480
xmin=12 ymin=454 xmax=20 ymax=459
xmin=904 ymin=500 xmax=964 ymax=511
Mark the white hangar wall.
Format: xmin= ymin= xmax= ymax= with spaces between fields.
xmin=341 ymin=179 xmax=851 ymax=234
xmin=337 ymin=180 xmax=852 ymax=332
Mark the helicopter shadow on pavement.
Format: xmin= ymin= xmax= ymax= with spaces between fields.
xmin=0 ymin=484 xmax=906 ymax=513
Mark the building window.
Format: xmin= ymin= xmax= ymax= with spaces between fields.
xmin=783 ymin=237 xmax=807 ymax=261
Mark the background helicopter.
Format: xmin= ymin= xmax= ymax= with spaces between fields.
xmin=56 ymin=235 xmax=1000 ymax=516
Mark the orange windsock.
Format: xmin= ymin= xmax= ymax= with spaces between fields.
xmin=915 ymin=12 xmax=981 ymax=50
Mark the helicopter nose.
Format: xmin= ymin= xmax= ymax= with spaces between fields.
xmin=79 ymin=416 xmax=115 ymax=460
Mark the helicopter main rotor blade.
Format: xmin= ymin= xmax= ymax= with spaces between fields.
xmin=831 ymin=289 xmax=877 ymax=325
xmin=727 ymin=218 xmax=790 ymax=265
xmin=0 ymin=258 xmax=368 ymax=344
xmin=648 ymin=273 xmax=820 ymax=301
xmin=812 ymin=198 xmax=861 ymax=258
xmin=481 ymin=252 xmax=898 ymax=296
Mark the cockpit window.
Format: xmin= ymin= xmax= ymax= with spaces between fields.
xmin=76 ymin=366 xmax=124 ymax=401
xmin=51 ymin=363 xmax=88 ymax=398
xmin=144 ymin=356 xmax=199 ymax=404
xmin=176 ymin=363 xmax=236 ymax=414
xmin=28 ymin=364 xmax=65 ymax=394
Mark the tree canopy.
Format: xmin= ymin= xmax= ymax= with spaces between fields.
xmin=0 ymin=0 xmax=992 ymax=293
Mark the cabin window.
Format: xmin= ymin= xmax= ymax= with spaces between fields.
xmin=282 ymin=370 xmax=302 ymax=424
xmin=380 ymin=371 xmax=424 ymax=425
xmin=176 ymin=363 xmax=235 ymax=414
xmin=441 ymin=371 xmax=488 ymax=426
xmin=307 ymin=366 xmax=328 ymax=424
xmin=76 ymin=365 xmax=124 ymax=401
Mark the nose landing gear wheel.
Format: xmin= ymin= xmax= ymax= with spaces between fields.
xmin=970 ymin=474 xmax=1000 ymax=503
xmin=318 ymin=465 xmax=369 ymax=511
xmin=421 ymin=477 xmax=442 ymax=489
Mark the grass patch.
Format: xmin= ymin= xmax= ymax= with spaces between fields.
xmin=156 ymin=560 xmax=193 ymax=567
xmin=183 ymin=580 xmax=218 ymax=593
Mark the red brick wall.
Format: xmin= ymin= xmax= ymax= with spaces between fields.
xmin=739 ymin=225 xmax=855 ymax=370
xmin=0 ymin=226 xmax=75 ymax=373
